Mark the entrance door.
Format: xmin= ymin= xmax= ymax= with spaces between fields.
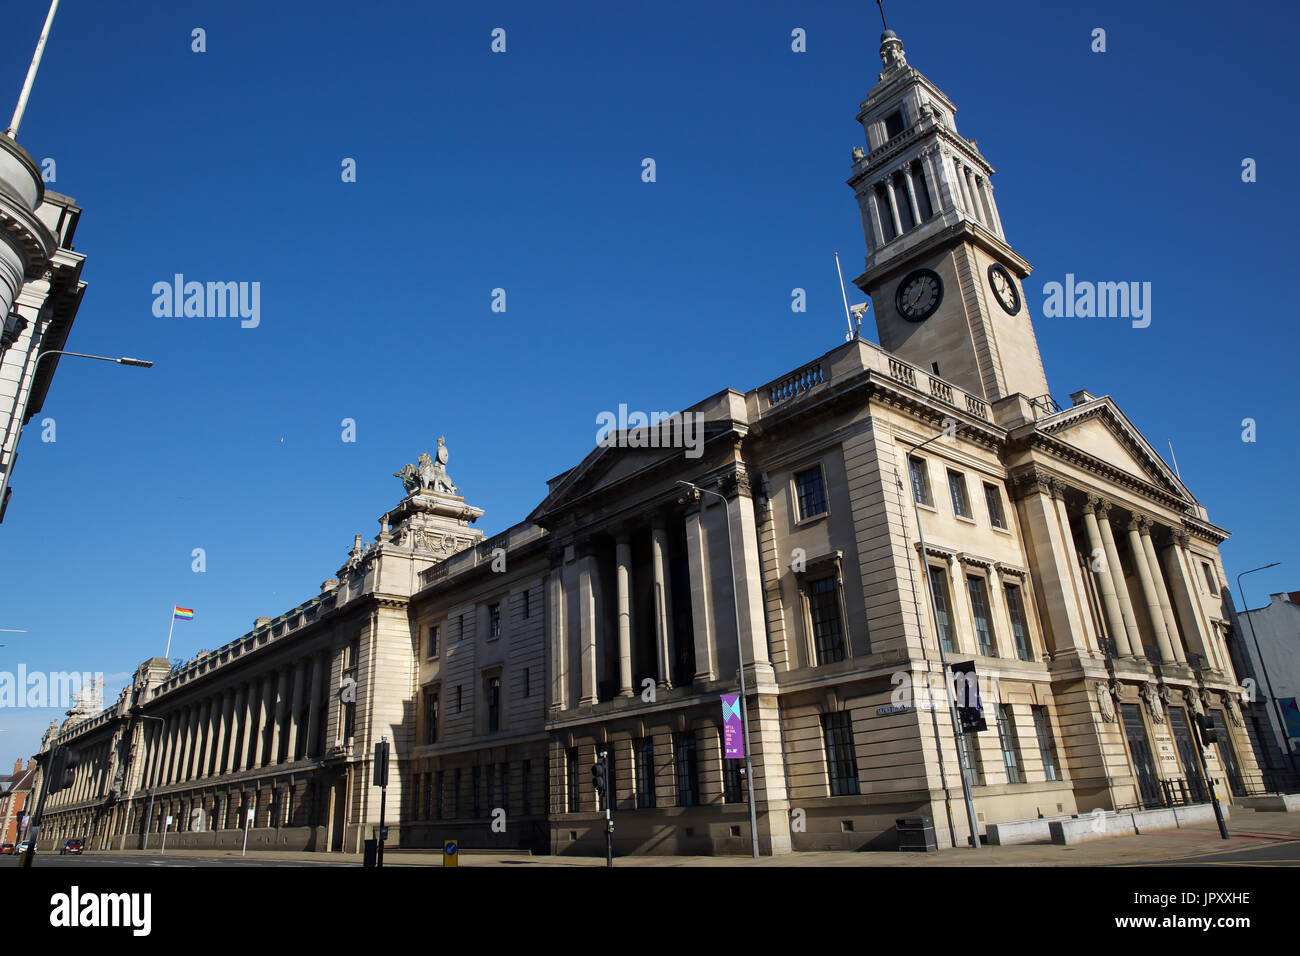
xmin=1121 ymin=704 xmax=1162 ymax=808
xmin=1168 ymin=707 xmax=1207 ymax=803
xmin=1214 ymin=711 xmax=1246 ymax=797
xmin=330 ymin=776 xmax=347 ymax=852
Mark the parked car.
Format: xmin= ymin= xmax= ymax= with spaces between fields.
xmin=16 ymin=841 xmax=31 ymax=854
xmin=59 ymin=838 xmax=84 ymax=855
xmin=0 ymin=843 xmax=14 ymax=855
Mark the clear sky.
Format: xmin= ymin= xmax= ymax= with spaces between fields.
xmin=1 ymin=0 xmax=1296 ymax=769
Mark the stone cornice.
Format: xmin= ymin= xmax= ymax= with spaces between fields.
xmin=1022 ymin=430 xmax=1190 ymax=512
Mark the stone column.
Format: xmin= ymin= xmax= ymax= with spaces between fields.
xmin=578 ymin=546 xmax=598 ymax=706
xmin=651 ymin=521 xmax=675 ymax=690
xmin=1139 ymin=522 xmax=1186 ymax=663
xmin=1083 ymin=499 xmax=1133 ymax=656
xmin=160 ymin=713 xmax=178 ymax=786
xmin=1125 ymin=516 xmax=1174 ymax=663
xmin=227 ymin=684 xmax=246 ymax=773
xmin=615 ymin=532 xmax=634 ymax=697
xmin=1094 ymin=503 xmax=1142 ymax=654
xmin=1163 ymin=534 xmax=1219 ymax=671
xmin=986 ymin=564 xmax=1015 ymax=659
xmin=198 ymin=698 xmax=216 ymax=779
xmin=180 ymin=706 xmax=199 ymax=782
xmin=1013 ymin=475 xmax=1094 ymax=657
xmin=249 ymin=677 xmax=269 ymax=769
xmin=946 ymin=555 xmax=974 ymax=654
xmin=1049 ymin=479 xmax=1101 ymax=653
xmin=865 ymin=188 xmax=886 ymax=249
xmin=305 ymin=654 xmax=325 ymax=757
xmin=901 ymin=164 xmax=923 ymax=224
xmin=287 ymin=660 xmax=306 ymax=762
xmin=684 ymin=503 xmax=716 ymax=683
xmin=723 ymin=472 xmax=775 ymax=686
xmin=210 ymin=693 xmax=229 ymax=777
xmin=884 ymin=178 xmax=903 ymax=236
xmin=271 ymin=671 xmax=289 ymax=764
xmin=547 ymin=551 xmax=567 ymax=712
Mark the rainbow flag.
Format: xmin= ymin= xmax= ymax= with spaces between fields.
xmin=173 ymin=606 xmax=194 ymax=621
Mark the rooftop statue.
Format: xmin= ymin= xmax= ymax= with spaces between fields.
xmin=394 ymin=437 xmax=459 ymax=495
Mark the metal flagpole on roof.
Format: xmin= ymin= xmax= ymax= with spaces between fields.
xmin=6 ymin=0 xmax=61 ymax=139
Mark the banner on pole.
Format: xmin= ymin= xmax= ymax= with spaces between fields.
xmin=721 ymin=693 xmax=743 ymax=759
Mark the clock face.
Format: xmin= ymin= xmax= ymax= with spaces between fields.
xmin=895 ymin=269 xmax=943 ymax=322
xmin=987 ymin=263 xmax=1021 ymax=315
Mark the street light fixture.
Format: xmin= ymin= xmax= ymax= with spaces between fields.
xmin=676 ymin=479 xmax=761 ymax=859
xmin=0 ymin=349 xmax=153 ymax=516
xmin=905 ymin=425 xmax=983 ymax=849
xmin=1235 ymin=563 xmax=1293 ymax=776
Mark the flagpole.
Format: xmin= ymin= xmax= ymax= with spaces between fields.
xmin=164 ymin=610 xmax=176 ymax=659
xmin=7 ymin=0 xmax=61 ymax=139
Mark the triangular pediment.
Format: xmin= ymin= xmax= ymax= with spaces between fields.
xmin=1036 ymin=397 xmax=1196 ymax=503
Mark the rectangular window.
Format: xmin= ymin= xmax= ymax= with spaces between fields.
xmin=983 ymin=483 xmax=1006 ymax=529
xmin=434 ymin=770 xmax=444 ymax=819
xmin=472 ymin=765 xmax=482 ymax=818
xmin=948 ymin=470 xmax=971 ymax=518
xmin=997 ymin=705 xmax=1023 ymax=784
xmin=487 ymin=676 xmax=501 ymax=732
xmin=1004 ymin=583 xmax=1032 ymax=661
xmin=460 ymin=612 xmax=469 ymax=642
xmin=957 ymin=731 xmax=984 ymax=786
xmin=452 ymin=768 xmax=461 ymax=818
xmin=427 ymin=624 xmax=439 ymax=659
xmin=822 ymin=711 xmax=860 ymax=796
xmin=721 ymin=726 xmax=744 ymax=804
xmin=500 ymin=763 xmax=509 ymax=816
xmin=807 ymin=576 xmax=847 ymax=665
xmin=489 ymin=603 xmax=501 ymax=641
xmin=486 ymin=762 xmax=496 ymax=812
xmin=522 ymin=588 xmax=531 ymax=619
xmin=521 ymin=759 xmax=532 ymax=815
xmin=674 ymin=734 xmax=700 ymax=807
xmin=635 ymin=738 xmax=656 ymax=809
xmin=523 ymin=666 xmax=530 ymax=698
xmin=909 ymin=456 xmax=932 ymax=506
xmin=1031 ymin=706 xmax=1060 ymax=783
xmin=1201 ymin=561 xmax=1217 ymax=594
xmin=968 ymin=576 xmax=996 ymax=656
xmin=928 ymin=566 xmax=955 ymax=654
xmin=794 ymin=465 xmax=828 ymax=520
xmin=883 ymin=109 xmax=905 ymax=140
xmin=424 ymin=690 xmax=438 ymax=745
xmin=565 ymin=748 xmax=579 ymax=813
xmin=456 ymin=685 xmax=463 ymax=714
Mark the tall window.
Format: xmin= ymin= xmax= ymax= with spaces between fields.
xmin=460 ymin=612 xmax=470 ymax=642
xmin=486 ymin=762 xmax=496 ymax=812
xmin=967 ymin=576 xmax=996 ymax=656
xmin=435 ymin=770 xmax=445 ymax=819
xmin=472 ymin=766 xmax=482 ymax=818
xmin=522 ymin=588 xmax=531 ymax=619
xmin=883 ymin=109 xmax=905 ymax=140
xmin=808 ymin=576 xmax=847 ymax=665
xmin=996 ymin=705 xmax=1024 ymax=784
xmin=822 ymin=711 xmax=860 ymax=796
xmin=956 ymin=731 xmax=983 ymax=786
xmin=341 ymin=637 xmax=359 ymax=740
xmin=565 ymin=748 xmax=579 ymax=813
xmin=794 ymin=465 xmax=828 ymax=520
xmin=635 ymin=738 xmax=656 ymax=809
xmin=456 ymin=685 xmax=463 ymax=713
xmin=948 ymin=470 xmax=971 ymax=518
xmin=909 ymin=456 xmax=932 ymax=506
xmin=423 ymin=690 xmax=438 ymax=745
xmin=523 ymin=666 xmax=531 ymax=698
xmin=928 ymin=567 xmax=955 ymax=654
xmin=674 ymin=734 xmax=700 ymax=807
xmin=983 ymin=483 xmax=1006 ymax=529
xmin=1201 ymin=561 xmax=1217 ymax=594
xmin=1032 ymin=706 xmax=1061 ymax=783
xmin=1004 ymin=583 xmax=1032 ymax=661
xmin=489 ymin=603 xmax=501 ymax=641
xmin=521 ymin=760 xmax=532 ymax=815
xmin=427 ymin=624 xmax=440 ymax=659
xmin=487 ymin=676 xmax=501 ymax=732
xmin=452 ymin=768 xmax=461 ymax=818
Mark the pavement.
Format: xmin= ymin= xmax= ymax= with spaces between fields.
xmin=6 ymin=807 xmax=1299 ymax=867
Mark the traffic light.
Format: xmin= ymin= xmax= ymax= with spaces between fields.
xmin=47 ymin=747 xmax=80 ymax=795
xmin=591 ymin=754 xmax=608 ymax=804
xmin=950 ymin=661 xmax=986 ymax=734
xmin=1195 ymin=712 xmax=1219 ymax=745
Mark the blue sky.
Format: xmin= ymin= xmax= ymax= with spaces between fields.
xmin=1 ymin=0 xmax=1296 ymax=768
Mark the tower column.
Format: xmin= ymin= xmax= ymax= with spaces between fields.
xmin=651 ymin=521 xmax=675 ymax=690
xmin=227 ymin=683 xmax=247 ymax=772
xmin=1126 ymin=516 xmax=1174 ymax=663
xmin=1093 ymin=500 xmax=1142 ymax=657
xmin=1082 ymin=502 xmax=1133 ymax=656
xmin=271 ymin=669 xmax=289 ymax=764
xmin=901 ymin=164 xmax=923 ymax=224
xmin=547 ymin=552 xmax=567 ymax=712
xmin=305 ymin=653 xmax=325 ymax=756
xmin=883 ymin=178 xmax=903 ymax=236
xmin=210 ymin=691 xmax=229 ymax=776
xmin=615 ymin=531 xmax=634 ymax=698
xmin=578 ymin=545 xmax=598 ymax=706
xmin=1139 ymin=523 xmax=1186 ymax=663
xmin=286 ymin=660 xmax=306 ymax=761
xmin=684 ymin=502 xmax=716 ymax=683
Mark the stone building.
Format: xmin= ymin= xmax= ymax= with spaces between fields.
xmin=29 ymin=27 xmax=1264 ymax=855
xmin=0 ymin=132 xmax=87 ymax=522
xmin=0 ymin=758 xmax=37 ymax=843
xmin=1229 ymin=591 xmax=1300 ymax=786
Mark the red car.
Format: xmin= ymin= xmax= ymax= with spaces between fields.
xmin=59 ymin=838 xmax=84 ymax=855
xmin=0 ymin=843 xmax=14 ymax=855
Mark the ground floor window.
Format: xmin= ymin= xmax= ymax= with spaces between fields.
xmin=674 ymin=734 xmax=699 ymax=806
xmin=822 ymin=711 xmax=860 ymax=796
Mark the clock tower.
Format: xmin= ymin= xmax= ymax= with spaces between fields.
xmin=848 ymin=29 xmax=1050 ymax=404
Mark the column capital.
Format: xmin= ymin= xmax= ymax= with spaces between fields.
xmin=1087 ymin=494 xmax=1111 ymax=517
xmin=1126 ymin=514 xmax=1142 ymax=533
xmin=547 ymin=547 xmax=565 ymax=570
xmin=1047 ymin=477 xmax=1069 ymax=501
xmin=717 ymin=468 xmax=757 ymax=500
xmin=1172 ymin=530 xmax=1192 ymax=549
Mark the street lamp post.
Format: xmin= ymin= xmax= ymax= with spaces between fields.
xmin=1235 ymin=563 xmax=1294 ymax=777
xmin=0 ymin=349 xmax=152 ymax=517
xmin=677 ymin=480 xmax=761 ymax=859
xmin=905 ymin=426 xmax=982 ymax=849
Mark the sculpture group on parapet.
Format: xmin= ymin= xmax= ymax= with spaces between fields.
xmin=393 ymin=437 xmax=458 ymax=495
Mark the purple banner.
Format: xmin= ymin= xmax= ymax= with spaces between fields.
xmin=721 ymin=693 xmax=743 ymax=759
